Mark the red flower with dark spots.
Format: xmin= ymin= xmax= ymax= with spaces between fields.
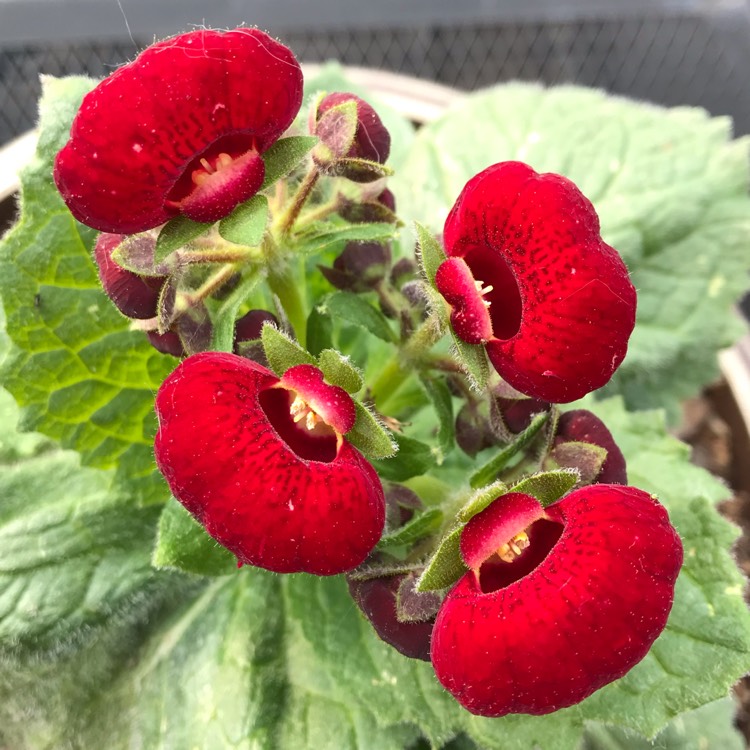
xmin=436 ymin=161 xmax=637 ymax=403
xmin=431 ymin=486 xmax=682 ymax=717
xmin=55 ymin=29 xmax=303 ymax=233
xmin=154 ymin=353 xmax=385 ymax=575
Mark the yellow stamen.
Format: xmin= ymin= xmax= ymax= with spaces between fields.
xmin=497 ymin=531 xmax=530 ymax=563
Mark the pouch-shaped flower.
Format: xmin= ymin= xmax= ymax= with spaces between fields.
xmin=154 ymin=353 xmax=386 ymax=575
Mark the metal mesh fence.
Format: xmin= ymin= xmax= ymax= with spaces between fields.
xmin=1 ymin=11 xmax=750 ymax=144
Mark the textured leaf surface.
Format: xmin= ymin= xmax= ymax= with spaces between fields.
xmin=0 ymin=75 xmax=173 ymax=504
xmin=393 ymin=84 xmax=750 ymax=417
xmin=2 ymin=397 xmax=749 ymax=749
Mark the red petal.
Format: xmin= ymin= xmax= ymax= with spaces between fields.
xmin=431 ymin=484 xmax=682 ymax=717
xmin=435 ymin=257 xmax=493 ymax=344
xmin=154 ymin=353 xmax=385 ymax=575
xmin=55 ymin=29 xmax=303 ymax=233
xmin=459 ymin=492 xmax=546 ymax=570
xmin=443 ymin=161 xmax=636 ymax=403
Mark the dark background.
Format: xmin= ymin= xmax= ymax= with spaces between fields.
xmin=1 ymin=0 xmax=750 ymax=144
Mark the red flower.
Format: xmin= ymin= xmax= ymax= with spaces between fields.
xmin=55 ymin=29 xmax=303 ymax=233
xmin=154 ymin=353 xmax=385 ymax=575
xmin=431 ymin=486 xmax=682 ymax=717
xmin=436 ymin=162 xmax=637 ymax=403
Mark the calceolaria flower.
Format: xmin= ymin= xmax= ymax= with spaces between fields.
xmin=431 ymin=486 xmax=683 ymax=717
xmin=436 ymin=161 xmax=637 ymax=403
xmin=55 ymin=28 xmax=303 ymax=232
xmin=154 ymin=353 xmax=386 ymax=575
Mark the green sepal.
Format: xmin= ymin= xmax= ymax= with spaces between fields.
xmin=154 ymin=216 xmax=212 ymax=265
xmin=317 ymin=348 xmax=364 ymax=393
xmin=377 ymin=508 xmax=444 ymax=549
xmin=156 ymin=276 xmax=178 ymax=333
xmin=312 ymin=99 xmax=359 ymax=162
xmin=510 ymin=469 xmax=580 ymax=508
xmin=260 ymin=135 xmax=318 ymax=189
xmin=298 ymin=221 xmax=398 ymax=255
xmin=152 ymin=498 xmax=236 ymax=577
xmin=470 ymin=411 xmax=549 ymax=489
xmin=318 ymin=291 xmax=397 ymax=343
xmin=111 ymin=233 xmax=166 ymax=277
xmin=335 ymin=157 xmax=394 ymax=181
xmin=547 ymin=441 xmax=608 ymax=485
xmin=260 ymin=323 xmax=317 ymax=377
xmin=210 ymin=270 xmax=265 ymax=353
xmin=372 ymin=433 xmax=436 ymax=481
xmin=218 ymin=195 xmax=269 ymax=247
xmin=457 ymin=480 xmax=509 ymax=523
xmin=345 ymin=402 xmax=397 ymax=460
xmin=415 ymin=221 xmax=446 ymax=283
xmin=415 ymin=526 xmax=467 ymax=592
xmin=418 ymin=374 xmax=454 ymax=458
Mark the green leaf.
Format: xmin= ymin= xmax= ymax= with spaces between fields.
xmin=318 ymin=348 xmax=363 ymax=393
xmin=509 ymin=469 xmax=579 ymax=507
xmin=419 ymin=374 xmax=454 ymax=457
xmin=393 ymin=84 xmax=750 ymax=418
xmin=0 ymin=75 xmax=173 ymax=505
xmin=210 ymin=270 xmax=265 ymax=353
xmin=218 ymin=195 xmax=269 ymax=247
xmin=152 ymin=498 xmax=236 ymax=577
xmin=377 ymin=508 xmax=444 ymax=549
xmin=372 ymin=432 xmax=435 ymax=481
xmin=260 ymin=135 xmax=318 ymax=189
xmin=415 ymin=526 xmax=466 ymax=592
xmin=261 ymin=323 xmax=317 ymax=376
xmin=346 ymin=402 xmax=397 ymax=461
xmin=305 ymin=306 xmax=333 ymax=357
xmin=470 ymin=411 xmax=549 ymax=488
xmin=319 ymin=291 xmax=397 ymax=343
xmin=0 ymin=387 xmax=165 ymax=655
xmin=583 ymin=698 xmax=744 ymax=750
xmin=457 ymin=480 xmax=509 ymax=522
xmin=415 ymin=221 xmax=446 ymax=284
xmin=299 ymin=221 xmax=398 ymax=255
xmin=155 ymin=216 xmax=212 ymax=264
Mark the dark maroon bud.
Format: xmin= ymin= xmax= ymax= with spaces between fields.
xmin=320 ymin=242 xmax=391 ymax=293
xmin=390 ymin=257 xmax=417 ymax=288
xmin=233 ymin=310 xmax=279 ymax=347
xmin=347 ymin=572 xmax=434 ymax=661
xmin=490 ymin=382 xmax=550 ymax=436
xmin=455 ymin=402 xmax=496 ymax=457
xmin=147 ymin=329 xmax=185 ymax=357
xmin=377 ymin=188 xmax=396 ymax=213
xmin=94 ymin=233 xmax=165 ymax=319
xmin=384 ymin=484 xmax=424 ymax=530
xmin=316 ymin=92 xmax=391 ymax=164
xmin=554 ymin=409 xmax=628 ymax=484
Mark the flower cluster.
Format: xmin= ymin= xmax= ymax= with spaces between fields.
xmin=55 ymin=27 xmax=683 ymax=719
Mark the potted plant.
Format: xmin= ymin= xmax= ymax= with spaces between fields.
xmin=0 ymin=26 xmax=748 ymax=750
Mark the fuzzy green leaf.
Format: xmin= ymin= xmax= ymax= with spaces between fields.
xmin=415 ymin=221 xmax=446 ymax=283
xmin=260 ymin=323 xmax=317 ymax=376
xmin=318 ymin=348 xmax=364 ymax=393
xmin=371 ymin=432 xmax=435 ymax=481
xmin=218 ymin=195 xmax=269 ymax=247
xmin=416 ymin=526 xmax=467 ymax=593
xmin=456 ymin=480 xmax=509 ymax=522
xmin=393 ymin=84 xmax=750 ymax=418
xmin=0 ymin=75 xmax=172 ymax=505
xmin=377 ymin=508 xmax=444 ymax=549
xmin=419 ymin=374 xmax=454 ymax=457
xmin=346 ymin=402 xmax=397 ymax=461
xmin=154 ymin=216 xmax=212 ymax=264
xmin=510 ymin=469 xmax=580 ymax=507
xmin=152 ymin=498 xmax=236 ymax=577
xmin=299 ymin=221 xmax=398 ymax=255
xmin=319 ymin=291 xmax=397 ymax=343
xmin=470 ymin=411 xmax=549 ymax=488
xmin=260 ymin=135 xmax=318 ymax=189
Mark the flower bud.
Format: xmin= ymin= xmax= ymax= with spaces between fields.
xmin=320 ymin=242 xmax=391 ymax=293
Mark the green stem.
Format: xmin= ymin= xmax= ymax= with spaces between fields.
xmin=296 ymin=197 xmax=341 ymax=228
xmin=177 ymin=247 xmax=256 ymax=265
xmin=182 ymin=264 xmax=238 ymax=308
xmin=267 ymin=261 xmax=307 ymax=347
xmin=277 ymin=168 xmax=320 ymax=236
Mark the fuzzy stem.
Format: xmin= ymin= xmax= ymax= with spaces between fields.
xmin=177 ymin=248 xmax=256 ymax=265
xmin=296 ymin=197 xmax=342 ymax=228
xmin=185 ymin=264 xmax=238 ymax=306
xmin=278 ymin=168 xmax=320 ymax=236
